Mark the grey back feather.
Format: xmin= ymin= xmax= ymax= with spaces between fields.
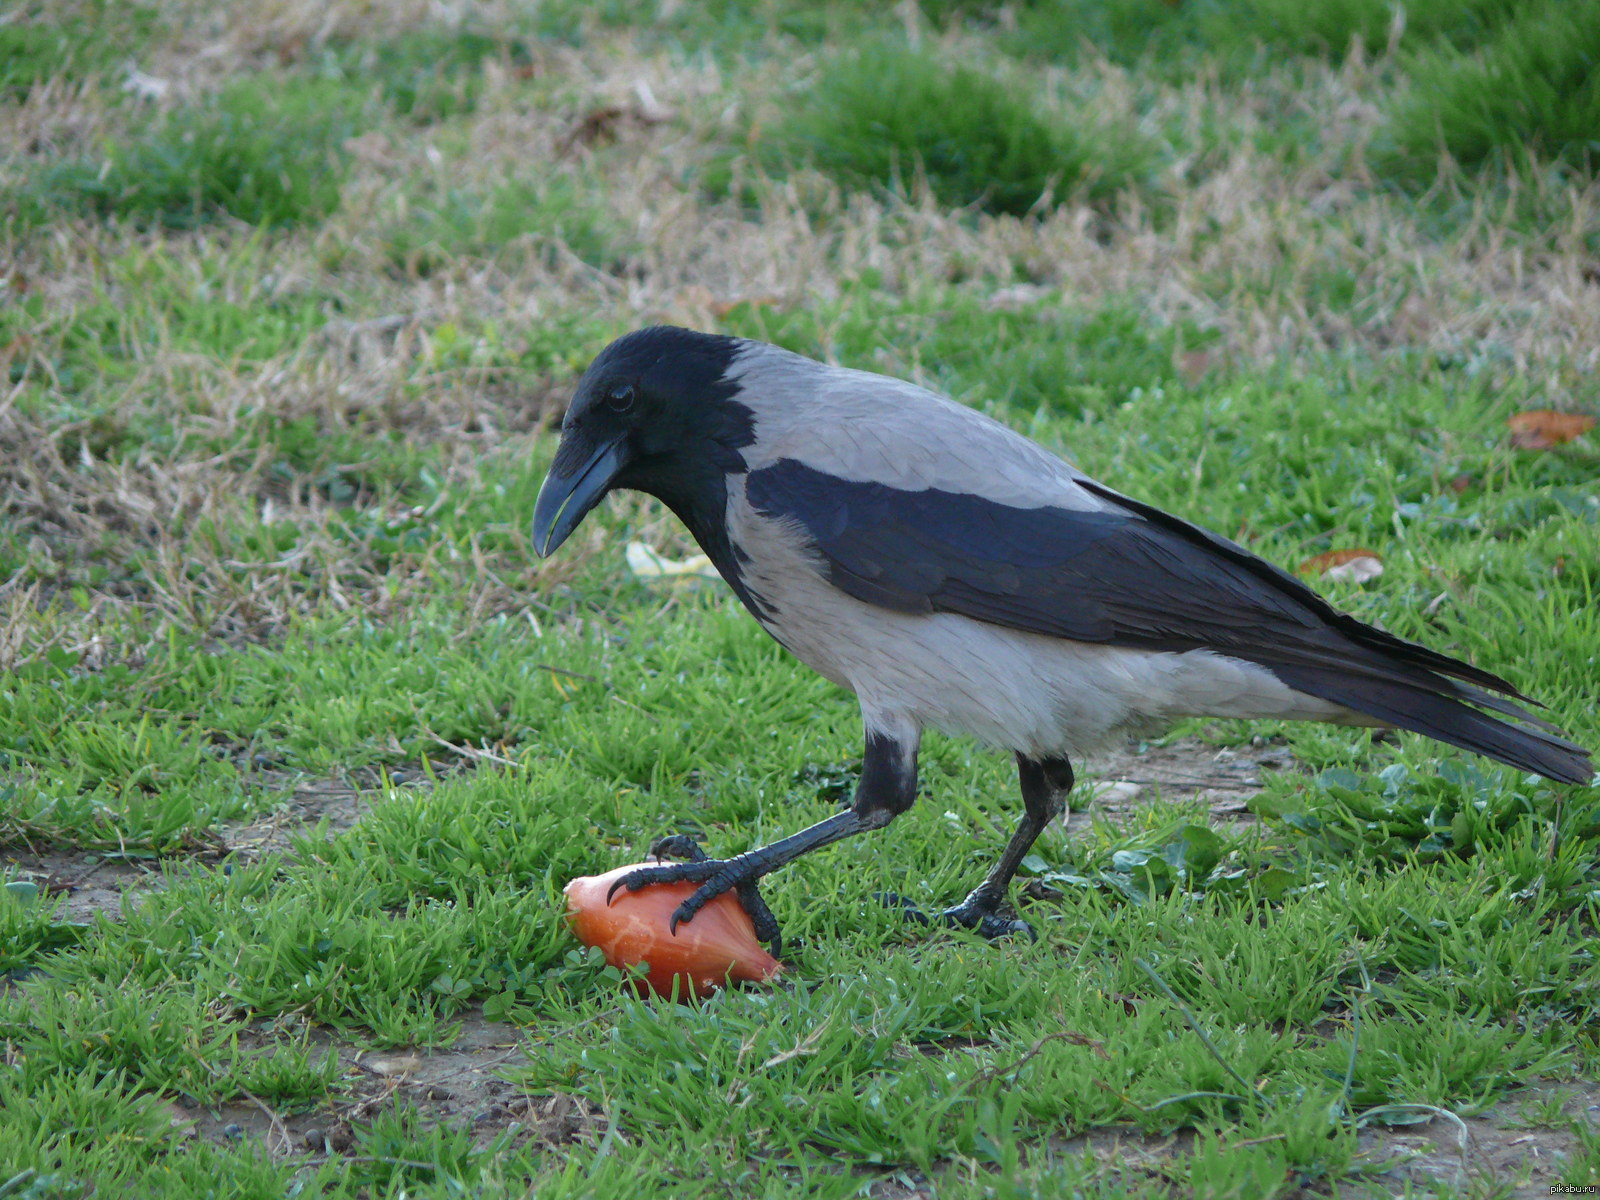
xmin=728 ymin=343 xmax=1111 ymax=513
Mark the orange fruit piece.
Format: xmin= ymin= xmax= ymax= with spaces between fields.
xmin=564 ymin=863 xmax=783 ymax=998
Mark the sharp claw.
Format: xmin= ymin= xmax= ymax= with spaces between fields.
xmin=738 ymin=881 xmax=782 ymax=958
xmin=607 ymin=868 xmax=658 ymax=905
xmin=669 ymin=887 xmax=714 ymax=936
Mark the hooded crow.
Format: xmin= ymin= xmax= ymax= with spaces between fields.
xmin=532 ymin=325 xmax=1593 ymax=948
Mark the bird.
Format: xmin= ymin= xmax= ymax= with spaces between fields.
xmin=531 ymin=324 xmax=1593 ymax=951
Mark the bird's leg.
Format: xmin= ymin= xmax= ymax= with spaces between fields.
xmin=608 ymin=723 xmax=921 ymax=955
xmin=937 ymin=754 xmax=1073 ymax=941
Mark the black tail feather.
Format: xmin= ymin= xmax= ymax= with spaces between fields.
xmin=1079 ymin=479 xmax=1591 ymax=781
xmin=1275 ymin=666 xmax=1593 ymax=785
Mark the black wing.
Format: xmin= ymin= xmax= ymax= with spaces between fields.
xmin=745 ymin=458 xmax=1591 ymax=784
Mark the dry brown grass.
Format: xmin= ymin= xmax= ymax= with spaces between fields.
xmin=3 ymin=12 xmax=1597 ymax=670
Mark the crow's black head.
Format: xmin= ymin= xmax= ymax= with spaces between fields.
xmin=532 ymin=326 xmax=754 ymax=556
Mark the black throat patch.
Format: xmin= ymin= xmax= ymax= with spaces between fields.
xmin=598 ymin=327 xmax=768 ymax=618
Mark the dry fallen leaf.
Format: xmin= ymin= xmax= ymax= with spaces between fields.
xmin=560 ymin=84 xmax=675 ymax=154
xmin=561 ymin=105 xmax=626 ymax=151
xmin=1298 ymin=548 xmax=1384 ymax=583
xmin=1507 ymin=409 xmax=1595 ymax=450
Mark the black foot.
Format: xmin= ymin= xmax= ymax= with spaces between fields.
xmin=938 ymin=898 xmax=1036 ymax=942
xmin=613 ymin=837 xmax=783 ymax=959
xmin=876 ymin=891 xmax=1035 ymax=941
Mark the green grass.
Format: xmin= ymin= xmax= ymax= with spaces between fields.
xmin=6 ymin=582 xmax=1595 ymax=1190
xmin=527 ymin=0 xmax=1521 ymax=68
xmin=14 ymin=76 xmax=368 ymax=230
xmin=3 ymin=0 xmax=1599 ymax=1195
xmin=381 ymin=174 xmax=622 ymax=277
xmin=724 ymin=43 xmax=1160 ymax=215
xmin=972 ymin=0 xmax=1525 ymax=74
xmin=1378 ymin=0 xmax=1600 ymax=183
xmin=322 ymin=28 xmax=536 ymax=124
xmin=3 ymin=316 xmax=1597 ymax=1190
xmin=1 ymin=255 xmax=333 ymax=396
xmin=721 ymin=288 xmax=1212 ymax=412
xmin=0 ymin=881 xmax=83 ymax=973
xmin=0 ymin=1 xmax=162 ymax=98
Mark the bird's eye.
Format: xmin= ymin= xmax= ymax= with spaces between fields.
xmin=606 ymin=384 xmax=636 ymax=412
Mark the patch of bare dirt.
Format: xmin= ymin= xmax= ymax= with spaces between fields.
xmin=217 ymin=772 xmax=378 ymax=861
xmin=180 ymin=1007 xmax=604 ymax=1162
xmin=1351 ymin=1080 xmax=1600 ymax=1197
xmin=2 ymin=848 xmax=161 ymax=925
xmin=1 ymin=768 xmax=395 ymax=930
xmin=830 ymin=1084 xmax=1600 ymax=1198
xmin=1067 ymin=733 xmax=1292 ymax=834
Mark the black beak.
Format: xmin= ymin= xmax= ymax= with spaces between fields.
xmin=532 ymin=437 xmax=629 ymax=557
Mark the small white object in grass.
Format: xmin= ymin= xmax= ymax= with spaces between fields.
xmin=985 ymin=284 xmax=1053 ymax=310
xmin=1323 ymin=555 xmax=1384 ymax=583
xmin=364 ymin=1055 xmax=423 ymax=1077
xmin=631 ymin=79 xmax=675 ymax=124
xmin=123 ymin=67 xmax=171 ymax=101
xmin=1089 ymin=780 xmax=1144 ymax=805
xmin=625 ymin=541 xmax=720 ymax=581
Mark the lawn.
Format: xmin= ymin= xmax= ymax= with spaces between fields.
xmin=2 ymin=0 xmax=1598 ymax=1196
